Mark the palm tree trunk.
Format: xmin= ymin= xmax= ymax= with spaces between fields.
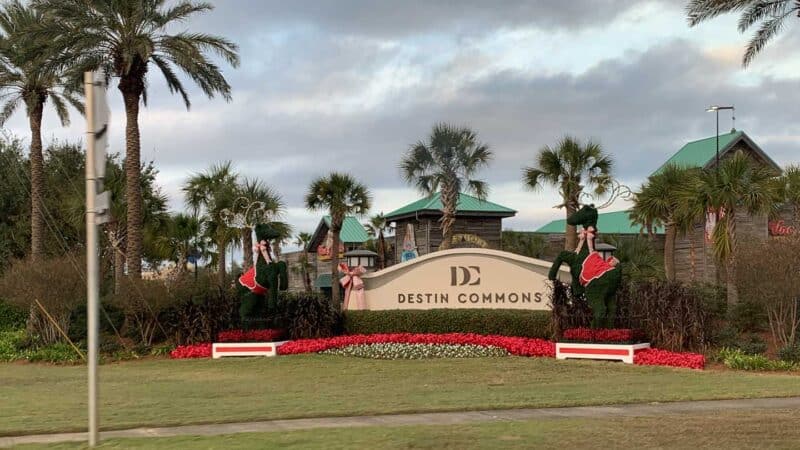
xmin=242 ymin=227 xmax=253 ymax=270
xmin=439 ymin=182 xmax=458 ymax=250
xmin=564 ymin=201 xmax=578 ymax=251
xmin=331 ymin=220 xmax=342 ymax=307
xmin=302 ymin=249 xmax=312 ymax=292
xmin=121 ymin=87 xmax=144 ymax=278
xmin=726 ymin=215 xmax=738 ymax=306
xmin=664 ymin=222 xmax=677 ymax=281
xmin=217 ymin=238 xmax=227 ymax=286
xmin=114 ymin=245 xmax=125 ymax=294
xmin=378 ymin=231 xmax=386 ymax=269
xmin=27 ymin=99 xmax=45 ymax=261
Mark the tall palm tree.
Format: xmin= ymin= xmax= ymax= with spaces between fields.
xmin=687 ymin=151 xmax=781 ymax=304
xmin=523 ymin=136 xmax=614 ymax=251
xmin=630 ymin=164 xmax=701 ymax=281
xmin=687 ymin=0 xmax=799 ymax=67
xmin=294 ymin=232 xmax=313 ymax=292
xmin=234 ymin=178 xmax=284 ymax=271
xmin=35 ymin=0 xmax=240 ymax=277
xmin=305 ymin=173 xmax=371 ymax=306
xmin=364 ymin=213 xmax=391 ymax=269
xmin=183 ymin=161 xmax=239 ymax=286
xmin=0 ymin=0 xmax=83 ymax=261
xmin=400 ymin=123 xmax=492 ymax=250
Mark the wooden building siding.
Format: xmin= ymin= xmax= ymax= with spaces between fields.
xmin=392 ymin=216 xmax=503 ymax=263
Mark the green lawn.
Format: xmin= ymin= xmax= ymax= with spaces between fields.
xmin=2 ymin=355 xmax=800 ymax=436
xmin=16 ymin=409 xmax=800 ymax=449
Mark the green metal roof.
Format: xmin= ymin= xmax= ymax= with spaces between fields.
xmin=651 ymin=130 xmax=742 ymax=176
xmin=385 ymin=192 xmax=516 ymax=220
xmin=321 ymin=216 xmax=370 ymax=243
xmin=534 ymin=210 xmax=664 ymax=235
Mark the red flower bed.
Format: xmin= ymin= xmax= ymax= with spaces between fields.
xmin=562 ymin=328 xmax=645 ymax=343
xmin=217 ymin=329 xmax=284 ymax=342
xmin=634 ymin=348 xmax=705 ymax=370
xmin=170 ymin=343 xmax=212 ymax=359
xmin=277 ymin=333 xmax=555 ymax=358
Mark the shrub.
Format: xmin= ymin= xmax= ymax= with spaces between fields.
xmin=728 ymin=300 xmax=767 ymax=333
xmin=0 ymin=299 xmax=26 ymax=331
xmin=0 ymin=329 xmax=26 ymax=361
xmin=281 ymin=291 xmax=341 ymax=339
xmin=109 ymin=278 xmax=175 ymax=347
xmin=0 ymin=256 xmax=85 ymax=345
xmin=779 ymin=343 xmax=800 ymax=363
xmin=159 ymin=274 xmax=238 ymax=346
xmin=616 ymin=280 xmax=724 ymax=352
xmin=561 ymin=328 xmax=646 ymax=343
xmin=344 ymin=309 xmax=551 ymax=338
xmin=26 ymin=342 xmax=83 ymax=364
xmin=735 ymin=333 xmax=768 ymax=355
xmin=736 ymin=237 xmax=800 ymax=347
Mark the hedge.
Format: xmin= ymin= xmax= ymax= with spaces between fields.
xmin=343 ymin=309 xmax=551 ymax=338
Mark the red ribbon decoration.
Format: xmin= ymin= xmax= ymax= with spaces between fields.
xmin=338 ymin=262 xmax=366 ymax=310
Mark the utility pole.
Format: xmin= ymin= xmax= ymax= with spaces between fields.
xmin=85 ymin=70 xmax=110 ymax=448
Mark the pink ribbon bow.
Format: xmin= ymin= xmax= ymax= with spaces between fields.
xmin=338 ymin=262 xmax=366 ymax=310
xmin=253 ymin=240 xmax=271 ymax=264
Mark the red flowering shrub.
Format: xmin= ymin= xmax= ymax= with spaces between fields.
xmin=277 ymin=333 xmax=555 ymax=358
xmin=170 ymin=343 xmax=212 ymax=359
xmin=217 ymin=329 xmax=284 ymax=342
xmin=634 ymin=348 xmax=705 ymax=370
xmin=562 ymin=328 xmax=645 ymax=343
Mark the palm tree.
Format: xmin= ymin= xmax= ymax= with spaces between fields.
xmin=35 ymin=0 xmax=240 ymax=277
xmin=0 ymin=0 xmax=83 ymax=261
xmin=183 ymin=162 xmax=239 ymax=286
xmin=778 ymin=165 xmax=800 ymax=225
xmin=687 ymin=0 xmax=799 ymax=67
xmin=234 ymin=178 xmax=284 ymax=271
xmin=630 ymin=164 xmax=701 ymax=281
xmin=153 ymin=213 xmax=203 ymax=277
xmin=364 ymin=213 xmax=391 ymax=269
xmin=269 ymin=221 xmax=293 ymax=260
xmin=523 ymin=136 xmax=614 ymax=251
xmin=688 ymin=151 xmax=781 ymax=304
xmin=400 ymin=123 xmax=492 ymax=250
xmin=305 ymin=173 xmax=371 ymax=306
xmin=294 ymin=232 xmax=313 ymax=292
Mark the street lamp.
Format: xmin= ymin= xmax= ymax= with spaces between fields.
xmin=705 ymin=105 xmax=735 ymax=171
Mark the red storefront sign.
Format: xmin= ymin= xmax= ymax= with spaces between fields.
xmin=769 ymin=220 xmax=796 ymax=236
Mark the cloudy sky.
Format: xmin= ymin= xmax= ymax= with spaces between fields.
xmin=5 ymin=0 xmax=800 ymax=245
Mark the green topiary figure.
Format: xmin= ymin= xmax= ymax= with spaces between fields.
xmin=237 ymin=223 xmax=288 ymax=330
xmin=548 ymin=204 xmax=622 ymax=328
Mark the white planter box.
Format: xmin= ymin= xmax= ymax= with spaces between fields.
xmin=212 ymin=340 xmax=289 ymax=359
xmin=556 ymin=342 xmax=650 ymax=364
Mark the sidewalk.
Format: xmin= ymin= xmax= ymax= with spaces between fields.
xmin=3 ymin=396 xmax=800 ymax=448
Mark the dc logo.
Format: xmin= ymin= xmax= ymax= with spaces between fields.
xmin=450 ymin=266 xmax=481 ymax=286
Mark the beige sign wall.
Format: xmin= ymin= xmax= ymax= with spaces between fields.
xmin=353 ymin=248 xmax=570 ymax=311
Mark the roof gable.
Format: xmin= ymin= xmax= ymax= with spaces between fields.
xmin=535 ymin=210 xmax=663 ymax=235
xmin=385 ymin=192 xmax=516 ymax=220
xmin=651 ymin=130 xmax=781 ymax=176
xmin=308 ymin=216 xmax=370 ymax=252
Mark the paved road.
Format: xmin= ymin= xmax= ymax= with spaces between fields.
xmin=3 ymin=397 xmax=800 ymax=448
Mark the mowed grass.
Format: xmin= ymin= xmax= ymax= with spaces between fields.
xmin=2 ymin=355 xmax=800 ymax=436
xmin=16 ymin=409 xmax=800 ymax=449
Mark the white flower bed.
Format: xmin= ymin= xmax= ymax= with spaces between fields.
xmin=321 ymin=343 xmax=509 ymax=359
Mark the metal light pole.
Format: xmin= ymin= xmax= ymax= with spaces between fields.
xmin=85 ymin=70 xmax=110 ymax=447
xmin=705 ymin=105 xmax=735 ymax=173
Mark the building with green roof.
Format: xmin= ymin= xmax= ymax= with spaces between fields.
xmin=386 ymin=192 xmax=516 ymax=262
xmin=534 ymin=129 xmax=786 ymax=284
